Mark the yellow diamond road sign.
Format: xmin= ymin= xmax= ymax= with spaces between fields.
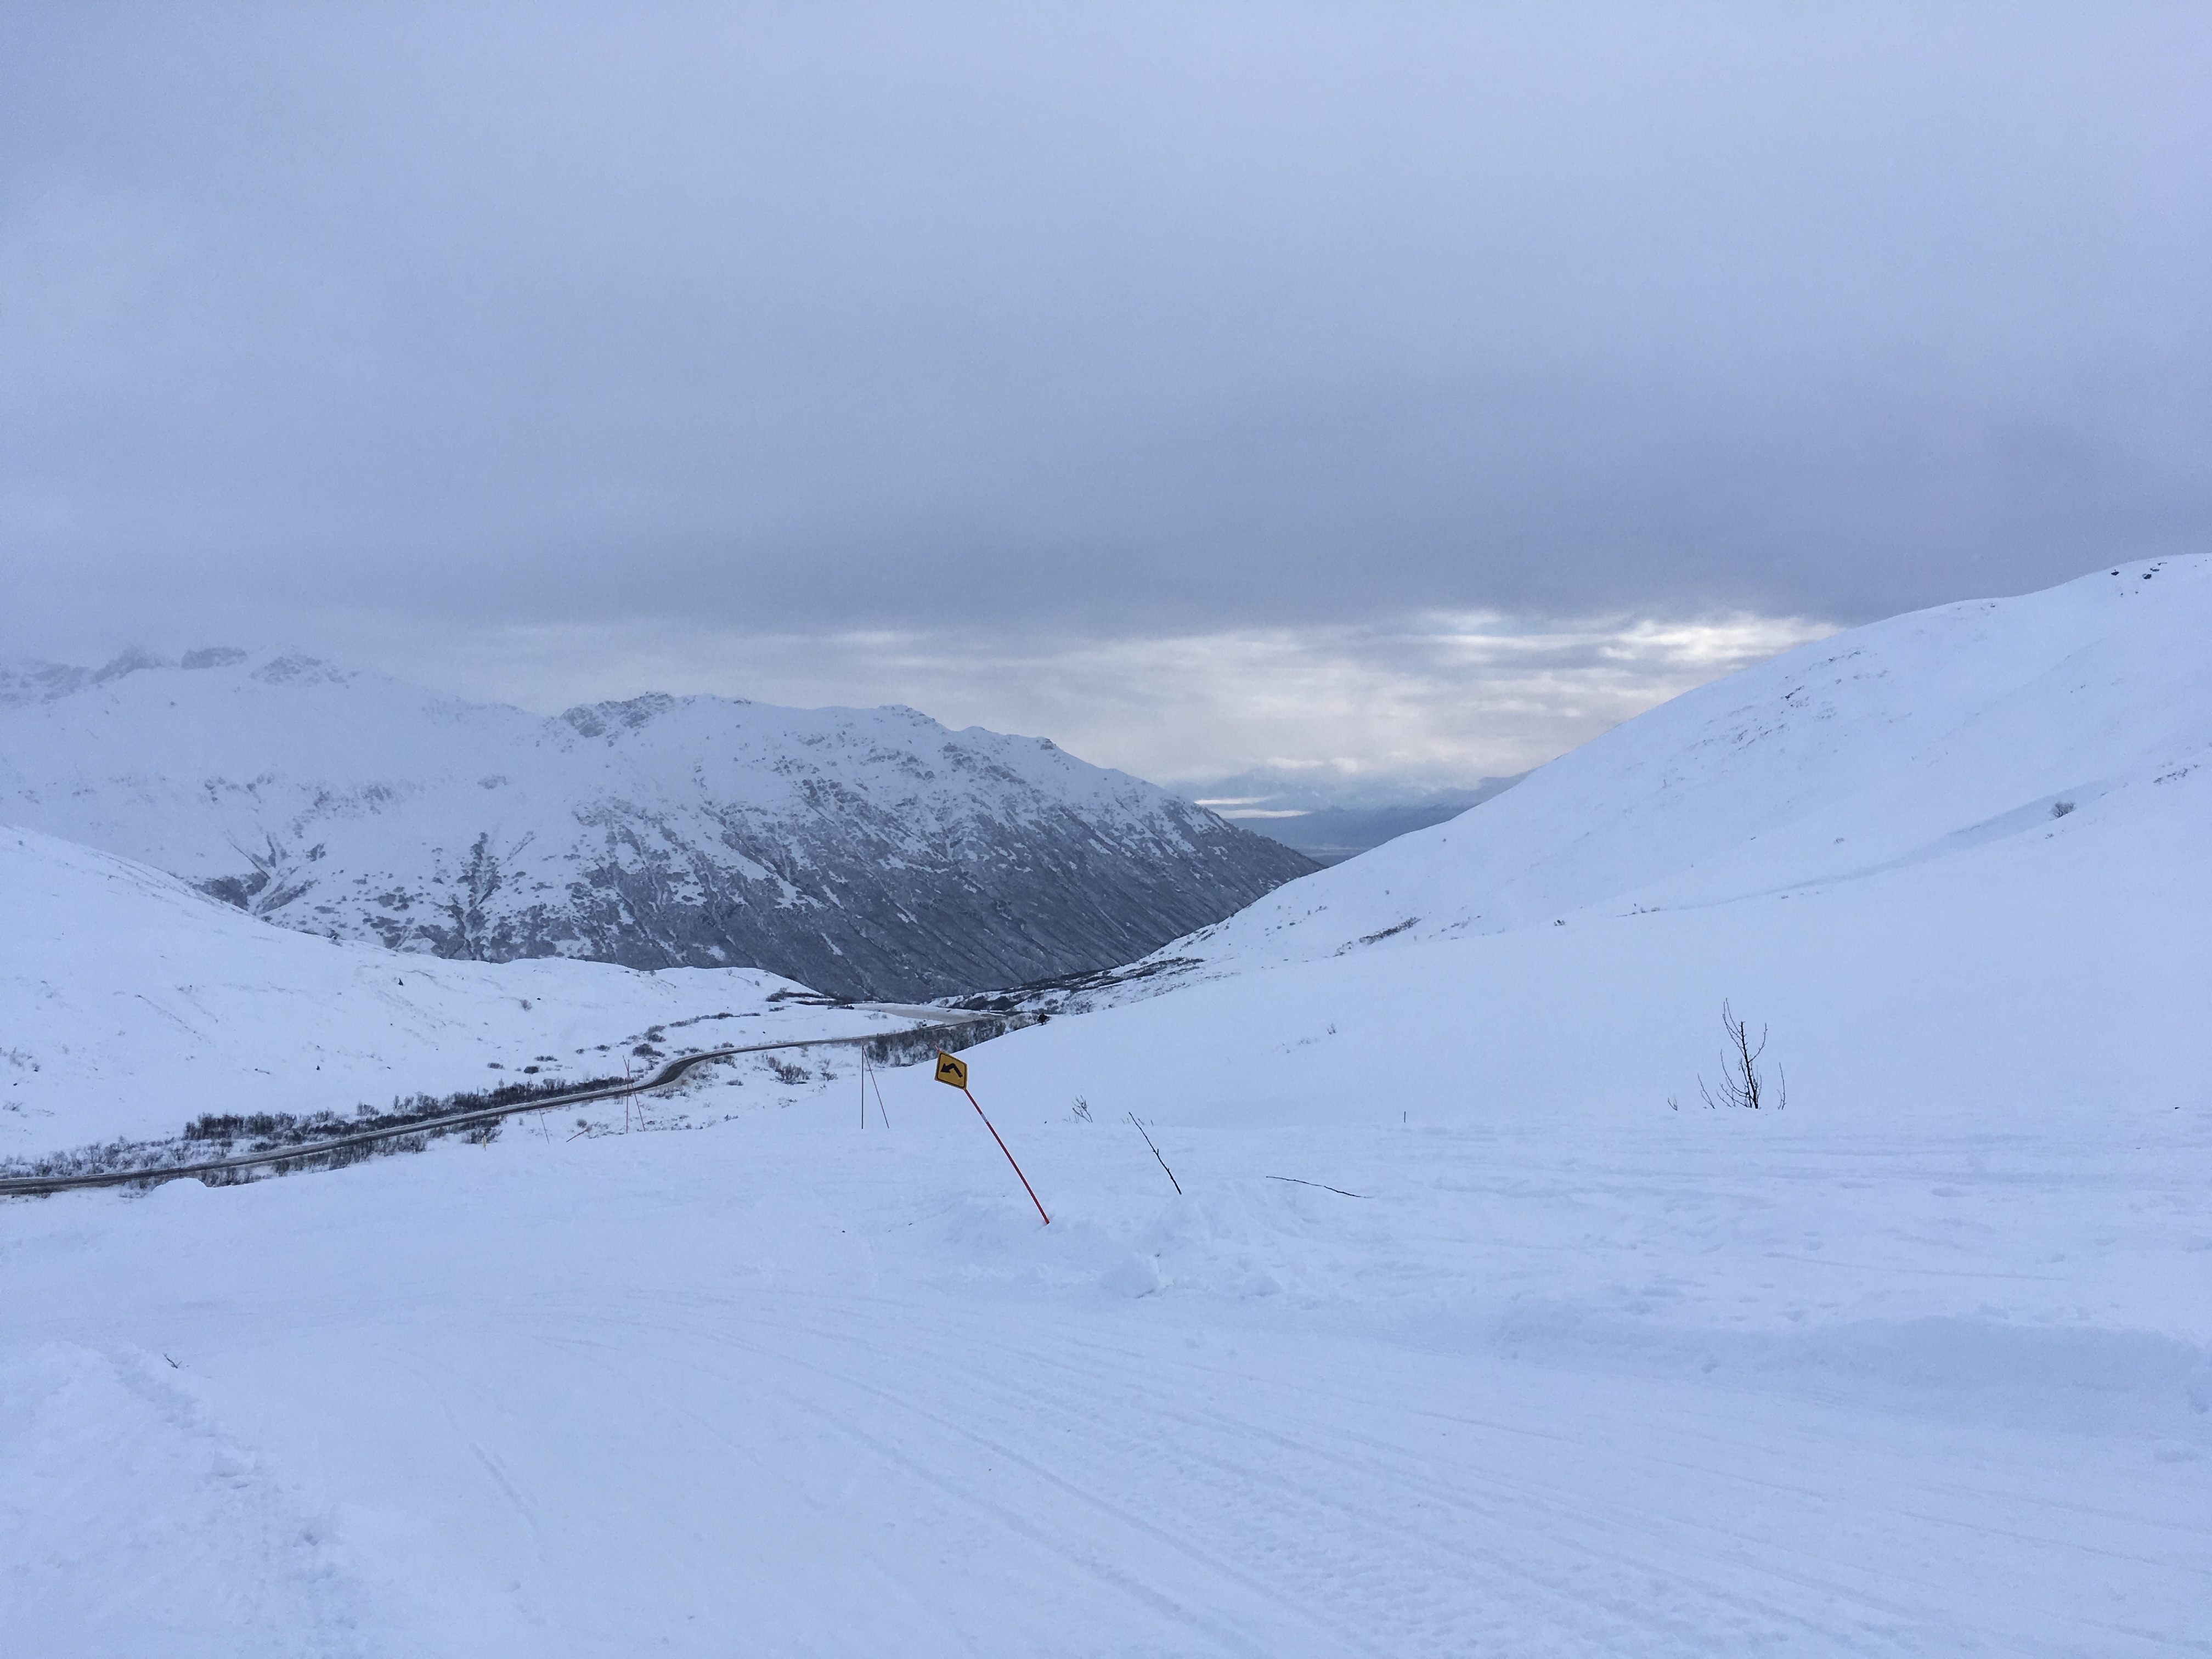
xmin=933 ymin=1051 xmax=969 ymax=1089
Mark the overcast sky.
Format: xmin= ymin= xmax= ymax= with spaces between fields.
xmin=3 ymin=4 xmax=2204 ymax=789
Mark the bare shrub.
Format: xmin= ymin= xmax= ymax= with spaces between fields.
xmin=1699 ymin=1000 xmax=1787 ymax=1110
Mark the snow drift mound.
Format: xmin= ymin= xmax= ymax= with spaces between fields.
xmin=0 ymin=652 xmax=1314 ymax=1001
xmin=1143 ymin=555 xmax=2209 ymax=976
xmin=0 ymin=825 xmax=897 ymax=1150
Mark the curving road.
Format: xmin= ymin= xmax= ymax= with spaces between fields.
xmin=0 ymin=1009 xmax=1005 ymax=1198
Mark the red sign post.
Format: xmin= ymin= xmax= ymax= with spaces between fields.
xmin=934 ymin=1051 xmax=1049 ymax=1225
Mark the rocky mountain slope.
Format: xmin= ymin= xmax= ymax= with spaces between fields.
xmin=0 ymin=651 xmax=1314 ymax=999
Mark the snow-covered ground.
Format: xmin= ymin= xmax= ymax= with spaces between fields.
xmin=6 ymin=1083 xmax=2205 ymax=1655
xmin=0 ymin=826 xmax=905 ymax=1154
xmin=4 ymin=558 xmax=2207 ymax=1654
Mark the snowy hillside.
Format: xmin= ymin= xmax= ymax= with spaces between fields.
xmin=5 ymin=560 xmax=2206 ymax=1655
xmin=1096 ymin=555 xmax=2212 ymax=987
xmin=0 ymin=651 xmax=1313 ymax=1000
xmin=0 ymin=825 xmax=913 ymax=1152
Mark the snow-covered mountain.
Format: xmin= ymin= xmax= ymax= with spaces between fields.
xmin=0 ymin=651 xmax=1314 ymax=1000
xmin=6 ymin=560 xmax=2207 ymax=1652
xmin=1069 ymin=554 xmax=2211 ymax=1000
xmin=0 ymin=823 xmax=910 ymax=1152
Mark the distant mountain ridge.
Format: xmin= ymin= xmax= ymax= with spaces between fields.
xmin=0 ymin=650 xmax=1316 ymax=999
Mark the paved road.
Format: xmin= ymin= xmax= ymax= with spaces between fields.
xmin=0 ymin=1009 xmax=1003 ymax=1198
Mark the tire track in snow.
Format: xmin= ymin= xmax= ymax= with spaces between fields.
xmin=574 ymin=1291 xmax=1814 ymax=1656
xmin=1027 ymin=1320 xmax=2212 ymax=1657
xmin=704 ymin=1299 xmax=1815 ymax=1657
xmin=678 ymin=1290 xmax=2210 ymax=1657
xmin=523 ymin=1299 xmax=1306 ymax=1657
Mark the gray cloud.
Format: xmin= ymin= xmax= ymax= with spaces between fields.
xmin=3 ymin=4 xmax=2205 ymax=740
xmin=321 ymin=607 xmax=1837 ymax=791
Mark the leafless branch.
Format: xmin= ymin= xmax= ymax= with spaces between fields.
xmin=1697 ymin=998 xmax=1785 ymax=1109
xmin=1128 ymin=1112 xmax=1182 ymax=1195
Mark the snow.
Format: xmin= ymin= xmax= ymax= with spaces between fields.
xmin=1114 ymin=556 xmax=2209 ymax=979
xmin=0 ymin=826 xmax=896 ymax=1153
xmin=0 ymin=650 xmax=1311 ymax=999
xmin=4 ymin=558 xmax=2208 ymax=1653
xmin=6 ymin=1101 xmax=2205 ymax=1653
